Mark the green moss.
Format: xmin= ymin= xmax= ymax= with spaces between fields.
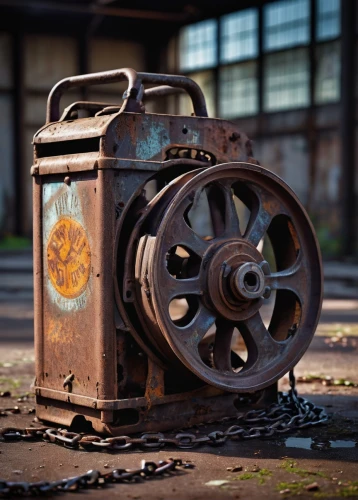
xmin=238 ymin=473 xmax=256 ymax=480
xmin=276 ymin=481 xmax=307 ymax=494
xmin=280 ymin=460 xmax=326 ymax=478
xmin=259 ymin=469 xmax=272 ymax=477
xmin=300 ymin=373 xmax=358 ymax=387
xmin=313 ymin=483 xmax=358 ymax=499
xmin=0 ymin=377 xmax=21 ymax=390
xmin=298 ymin=373 xmax=329 ymax=381
xmin=233 ymin=468 xmax=272 ymax=485
xmin=278 ymin=480 xmax=358 ymax=498
xmin=339 ymin=482 xmax=358 ymax=497
xmin=258 ymin=469 xmax=273 ymax=484
xmin=315 ymin=472 xmax=328 ymax=479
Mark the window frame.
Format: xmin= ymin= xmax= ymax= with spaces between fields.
xmin=176 ymin=0 xmax=341 ymax=119
xmin=263 ymin=0 xmax=311 ymax=52
xmin=316 ymin=0 xmax=341 ymax=42
xmin=178 ymin=18 xmax=218 ymax=72
xmin=220 ymin=8 xmax=259 ymax=64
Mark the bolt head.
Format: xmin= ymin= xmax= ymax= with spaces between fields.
xmin=263 ymin=286 xmax=271 ymax=299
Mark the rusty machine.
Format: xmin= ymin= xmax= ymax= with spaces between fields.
xmin=31 ymin=68 xmax=322 ymax=435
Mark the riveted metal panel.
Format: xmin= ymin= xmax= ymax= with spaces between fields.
xmin=38 ymin=170 xmax=116 ymax=402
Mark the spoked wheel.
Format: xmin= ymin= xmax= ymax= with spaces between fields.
xmin=133 ymin=162 xmax=322 ymax=392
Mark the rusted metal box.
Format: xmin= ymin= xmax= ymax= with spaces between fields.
xmin=32 ymin=68 xmax=322 ymax=435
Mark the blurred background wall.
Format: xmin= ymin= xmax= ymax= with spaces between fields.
xmin=0 ymin=0 xmax=356 ymax=259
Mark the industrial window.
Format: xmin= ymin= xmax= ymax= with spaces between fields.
xmin=316 ymin=0 xmax=340 ymax=41
xmin=179 ymin=19 xmax=217 ymax=72
xmin=315 ymin=42 xmax=340 ymax=103
xmin=177 ymin=0 xmax=341 ymax=119
xmin=264 ymin=0 xmax=310 ymax=51
xmin=220 ymin=9 xmax=258 ymax=63
xmin=264 ymin=48 xmax=309 ymax=111
xmin=219 ymin=62 xmax=258 ymax=118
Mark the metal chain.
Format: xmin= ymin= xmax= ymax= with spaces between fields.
xmin=0 ymin=458 xmax=189 ymax=497
xmin=0 ymin=370 xmax=328 ymax=450
xmin=0 ymin=370 xmax=328 ymax=496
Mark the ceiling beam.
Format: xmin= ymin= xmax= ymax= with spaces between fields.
xmin=0 ymin=0 xmax=192 ymax=22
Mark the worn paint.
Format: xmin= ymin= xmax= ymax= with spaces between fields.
xmin=43 ymin=181 xmax=91 ymax=312
xmin=47 ymin=317 xmax=79 ymax=345
xmin=135 ymin=120 xmax=170 ymax=160
xmin=47 ymin=218 xmax=91 ymax=299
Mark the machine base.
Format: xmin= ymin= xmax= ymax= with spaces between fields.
xmin=34 ymin=383 xmax=278 ymax=435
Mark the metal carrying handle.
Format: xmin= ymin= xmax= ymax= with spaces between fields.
xmin=137 ymin=72 xmax=208 ymax=117
xmin=46 ymin=67 xmax=141 ymax=123
xmin=46 ymin=67 xmax=208 ymax=123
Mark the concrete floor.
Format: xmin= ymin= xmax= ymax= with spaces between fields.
xmin=1 ymin=296 xmax=358 ymax=498
xmin=0 ymin=246 xmax=357 ymax=499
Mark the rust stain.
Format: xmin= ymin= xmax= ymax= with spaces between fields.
xmin=47 ymin=318 xmax=74 ymax=344
xmin=47 ymin=218 xmax=91 ymax=299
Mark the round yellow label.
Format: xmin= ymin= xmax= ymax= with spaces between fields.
xmin=47 ymin=218 xmax=91 ymax=299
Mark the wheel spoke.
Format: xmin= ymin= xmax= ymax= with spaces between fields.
xmin=223 ymin=185 xmax=241 ymax=237
xmin=167 ymin=218 xmax=209 ymax=257
xmin=213 ymin=318 xmax=234 ymax=372
xmin=237 ymin=312 xmax=282 ymax=371
xmin=164 ymin=273 xmax=202 ymax=300
xmin=207 ymin=184 xmax=225 ymax=238
xmin=266 ymin=255 xmax=307 ymax=305
xmin=244 ymin=190 xmax=283 ymax=247
xmin=174 ymin=303 xmax=216 ymax=344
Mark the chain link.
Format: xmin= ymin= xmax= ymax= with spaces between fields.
xmin=0 ymin=458 xmax=188 ymax=497
xmin=0 ymin=370 xmax=328 ymax=451
xmin=0 ymin=370 xmax=328 ymax=495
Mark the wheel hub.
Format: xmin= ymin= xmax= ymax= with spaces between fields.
xmin=205 ymin=240 xmax=266 ymax=321
xmin=231 ymin=262 xmax=266 ymax=300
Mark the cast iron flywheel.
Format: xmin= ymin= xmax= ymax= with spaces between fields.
xmin=129 ymin=162 xmax=322 ymax=392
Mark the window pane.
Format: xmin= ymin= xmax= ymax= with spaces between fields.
xmin=220 ymin=9 xmax=258 ymax=63
xmin=316 ymin=0 xmax=340 ymax=41
xmin=179 ymin=20 xmax=217 ymax=71
xmin=264 ymin=0 xmax=310 ymax=51
xmin=219 ymin=62 xmax=258 ymax=118
xmin=264 ymin=49 xmax=309 ymax=111
xmin=315 ymin=41 xmax=340 ymax=103
xmin=179 ymin=71 xmax=216 ymax=117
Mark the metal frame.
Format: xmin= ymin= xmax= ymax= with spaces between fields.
xmin=32 ymin=68 xmax=271 ymax=435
